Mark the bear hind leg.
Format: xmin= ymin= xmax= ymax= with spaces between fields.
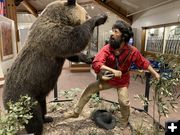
xmin=25 ymin=103 xmax=43 ymax=135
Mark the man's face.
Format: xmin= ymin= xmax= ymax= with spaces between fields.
xmin=109 ymin=28 xmax=124 ymax=49
xmin=111 ymin=28 xmax=122 ymax=40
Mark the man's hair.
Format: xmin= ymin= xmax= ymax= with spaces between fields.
xmin=112 ymin=20 xmax=133 ymax=43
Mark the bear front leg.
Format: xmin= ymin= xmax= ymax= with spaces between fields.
xmin=69 ymin=13 xmax=107 ymax=51
xmin=55 ymin=13 xmax=107 ymax=57
xmin=67 ymin=53 xmax=94 ymax=64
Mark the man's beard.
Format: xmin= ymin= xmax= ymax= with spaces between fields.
xmin=109 ymin=36 xmax=123 ymax=49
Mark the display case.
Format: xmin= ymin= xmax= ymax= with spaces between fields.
xmin=164 ymin=25 xmax=180 ymax=55
xmin=142 ymin=22 xmax=180 ymax=56
xmin=145 ymin=27 xmax=164 ymax=53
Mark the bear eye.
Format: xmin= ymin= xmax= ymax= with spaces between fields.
xmin=74 ymin=19 xmax=81 ymax=25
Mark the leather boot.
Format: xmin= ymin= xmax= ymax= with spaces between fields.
xmin=62 ymin=106 xmax=81 ymax=119
xmin=62 ymin=110 xmax=79 ymax=119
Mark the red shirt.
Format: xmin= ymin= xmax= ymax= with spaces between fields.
xmin=92 ymin=44 xmax=150 ymax=87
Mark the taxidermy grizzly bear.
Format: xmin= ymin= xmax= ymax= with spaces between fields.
xmin=3 ymin=0 xmax=107 ymax=134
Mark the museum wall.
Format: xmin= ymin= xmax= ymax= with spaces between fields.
xmin=131 ymin=0 xmax=180 ymax=50
xmin=17 ymin=14 xmax=37 ymax=51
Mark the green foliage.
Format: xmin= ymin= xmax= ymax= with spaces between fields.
xmin=89 ymin=129 xmax=98 ymax=135
xmin=134 ymin=120 xmax=145 ymax=135
xmin=90 ymin=93 xmax=101 ymax=104
xmin=0 ymin=95 xmax=37 ymax=135
xmin=135 ymin=54 xmax=180 ymax=134
xmin=134 ymin=95 xmax=151 ymax=106
xmin=109 ymin=103 xmax=120 ymax=113
xmin=62 ymin=88 xmax=83 ymax=99
xmin=150 ymin=54 xmax=180 ymax=118
xmin=48 ymin=102 xmax=63 ymax=112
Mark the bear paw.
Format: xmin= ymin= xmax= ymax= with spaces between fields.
xmin=43 ymin=116 xmax=53 ymax=123
xmin=95 ymin=13 xmax=108 ymax=26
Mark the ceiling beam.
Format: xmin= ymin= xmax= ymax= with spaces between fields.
xmin=36 ymin=1 xmax=95 ymax=13
xmin=94 ymin=0 xmax=132 ymax=24
xmin=78 ymin=1 xmax=94 ymax=5
xmin=126 ymin=0 xmax=174 ymax=17
xmin=21 ymin=0 xmax=38 ymax=17
xmin=15 ymin=0 xmax=38 ymax=17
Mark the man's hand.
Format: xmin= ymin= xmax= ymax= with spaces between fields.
xmin=153 ymin=72 xmax=160 ymax=81
xmin=99 ymin=65 xmax=122 ymax=80
xmin=147 ymin=65 xmax=160 ymax=81
xmin=111 ymin=69 xmax=122 ymax=78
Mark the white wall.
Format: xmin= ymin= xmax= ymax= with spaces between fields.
xmin=17 ymin=14 xmax=37 ymax=51
xmin=132 ymin=0 xmax=180 ymax=50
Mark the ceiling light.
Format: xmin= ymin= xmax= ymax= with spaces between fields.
xmin=101 ymin=0 xmax=107 ymax=3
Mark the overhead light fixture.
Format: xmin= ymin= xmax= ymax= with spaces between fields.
xmin=101 ymin=0 xmax=107 ymax=3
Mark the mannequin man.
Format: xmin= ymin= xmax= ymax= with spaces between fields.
xmin=63 ymin=20 xmax=160 ymax=129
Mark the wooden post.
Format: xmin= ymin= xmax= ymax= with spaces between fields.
xmin=144 ymin=72 xmax=151 ymax=112
xmin=5 ymin=0 xmax=19 ymax=53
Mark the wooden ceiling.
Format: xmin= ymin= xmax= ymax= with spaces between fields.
xmin=14 ymin=0 xmax=178 ymax=24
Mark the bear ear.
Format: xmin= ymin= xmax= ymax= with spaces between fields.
xmin=67 ymin=0 xmax=76 ymax=6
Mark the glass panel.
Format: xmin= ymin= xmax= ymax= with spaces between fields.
xmin=145 ymin=27 xmax=164 ymax=53
xmin=164 ymin=25 xmax=180 ymax=55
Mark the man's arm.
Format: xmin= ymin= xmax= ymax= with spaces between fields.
xmin=100 ymin=65 xmax=122 ymax=78
xmin=132 ymin=47 xmax=160 ymax=80
xmin=147 ymin=65 xmax=160 ymax=80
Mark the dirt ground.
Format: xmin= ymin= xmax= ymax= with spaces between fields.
xmin=43 ymin=89 xmax=165 ymax=135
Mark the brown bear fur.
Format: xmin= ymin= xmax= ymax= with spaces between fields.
xmin=3 ymin=0 xmax=107 ymax=134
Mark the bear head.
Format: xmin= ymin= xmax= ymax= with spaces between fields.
xmin=41 ymin=0 xmax=89 ymax=26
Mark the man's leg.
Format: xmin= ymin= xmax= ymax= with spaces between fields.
xmin=117 ymin=87 xmax=130 ymax=129
xmin=63 ymin=80 xmax=111 ymax=119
